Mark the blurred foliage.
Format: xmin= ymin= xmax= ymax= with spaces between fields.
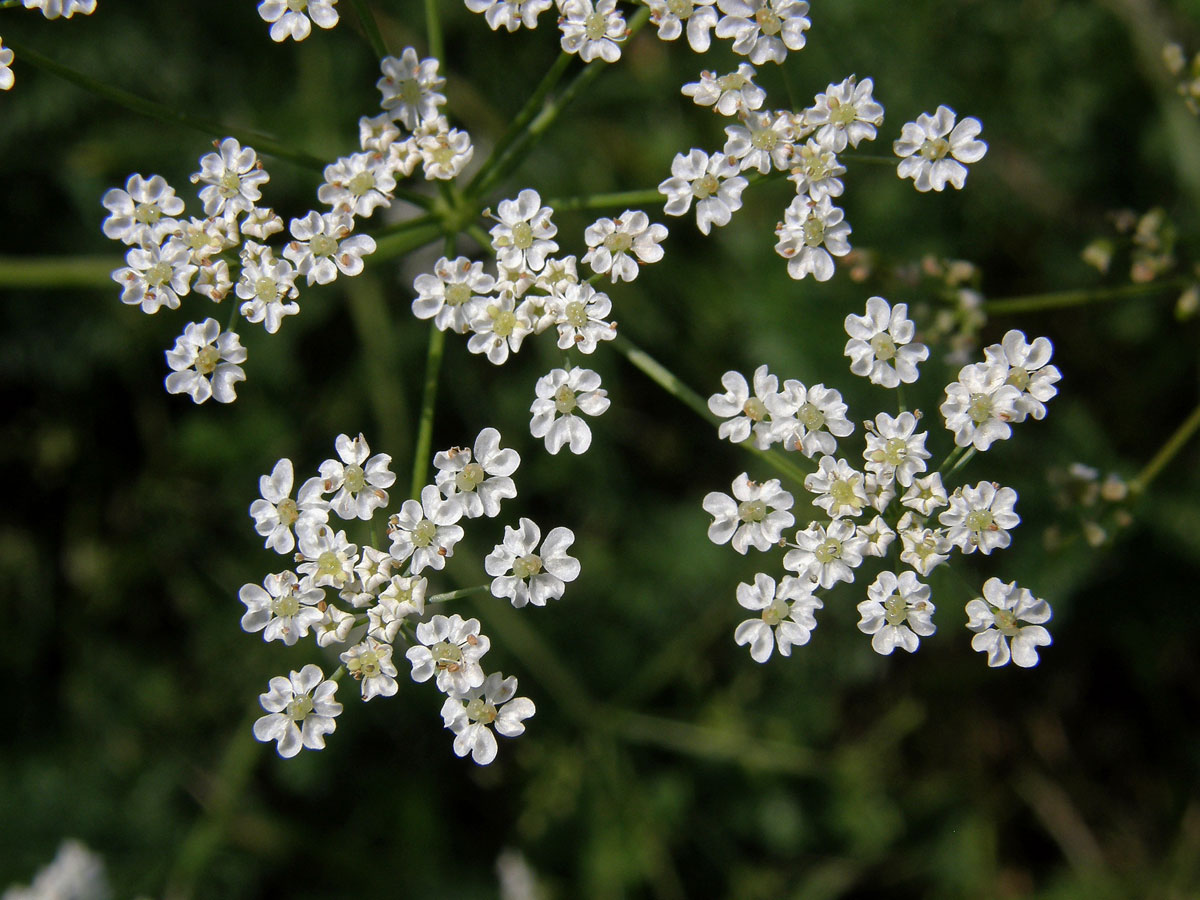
xmin=2 ymin=0 xmax=1200 ymax=898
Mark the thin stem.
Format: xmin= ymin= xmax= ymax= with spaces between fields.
xmin=428 ymin=585 xmax=491 ymax=604
xmin=372 ymin=210 xmax=439 ymax=238
xmin=938 ymin=445 xmax=968 ymax=476
xmin=7 ymin=39 xmax=327 ymax=173
xmin=425 ymin=0 xmax=444 ymax=66
xmin=847 ymin=153 xmax=901 ymax=167
xmin=410 ymin=324 xmax=447 ymax=500
xmin=349 ymin=0 xmax=389 ymax=59
xmin=1129 ymin=400 xmax=1200 ymax=495
xmin=0 ymin=254 xmax=119 ymax=289
xmin=371 ymin=220 xmax=445 ymax=262
xmin=985 ymin=278 xmax=1189 ymax=315
xmin=547 ymin=188 xmax=667 ymax=212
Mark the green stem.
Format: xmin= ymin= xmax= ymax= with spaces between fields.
xmin=847 ymin=153 xmax=901 ymax=167
xmin=6 ymin=39 xmax=327 ymax=173
xmin=410 ymin=323 xmax=447 ymax=500
xmin=609 ymin=333 xmax=812 ymax=488
xmin=349 ymin=0 xmax=389 ymax=59
xmin=547 ymin=188 xmax=667 ymax=212
xmin=371 ymin=220 xmax=445 ymax=262
xmin=985 ymin=278 xmax=1189 ymax=315
xmin=425 ymin=0 xmax=444 ymax=65
xmin=1129 ymin=400 xmax=1200 ymax=495
xmin=0 ymin=254 xmax=119 ymax=289
xmin=428 ymin=585 xmax=491 ymax=604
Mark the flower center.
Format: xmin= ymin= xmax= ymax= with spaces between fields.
xmin=754 ymin=6 xmax=782 ymax=35
xmin=802 ymin=217 xmax=826 ymax=247
xmin=761 ymin=596 xmax=789 ymax=627
xmin=1006 ymin=366 xmax=1030 ymax=391
xmin=830 ymin=478 xmax=862 ymax=510
xmin=286 ymin=694 xmax=313 ymax=721
xmin=145 ymin=261 xmax=173 ymax=287
xmin=310 ymin=233 xmax=338 ymax=258
xmin=814 ymin=537 xmax=842 ymax=564
xmin=455 ymin=462 xmax=486 ymax=492
xmin=829 ymin=99 xmax=858 ymax=127
xmin=965 ymin=509 xmax=994 ymax=532
xmin=750 ymin=126 xmax=779 ymax=152
xmin=718 ymin=72 xmax=747 ymax=92
xmin=993 ymin=607 xmax=1019 ymax=636
xmin=316 ymin=550 xmax=343 ymax=580
xmin=348 ymin=171 xmax=376 ymax=197
xmin=465 ymin=697 xmax=498 ymax=724
xmin=413 ymin=519 xmax=438 ymax=547
xmin=277 ymin=498 xmax=299 ymax=527
xmin=445 ymin=282 xmax=472 ymax=306
xmin=513 ymin=553 xmax=543 ymax=580
xmin=967 ymin=393 xmax=993 ymax=424
xmin=692 ymin=173 xmax=720 ymax=199
xmin=510 ymin=220 xmax=534 ymax=250
xmin=287 ymin=0 xmax=308 ymax=11
xmin=883 ymin=592 xmax=908 ymax=626
xmin=344 ymin=464 xmax=366 ymax=493
xmin=554 ymin=384 xmax=577 ymax=415
xmin=737 ymin=498 xmax=766 ymax=523
xmin=431 ymin=640 xmax=463 ymax=669
xmin=883 ymin=437 xmax=908 ymax=466
xmin=584 ymin=10 xmax=608 ymax=39
xmin=564 ymin=300 xmax=589 ymax=328
xmin=218 ymin=171 xmax=242 ymax=197
xmin=195 ymin=345 xmax=221 ymax=376
xmin=797 ymin=401 xmax=825 ymax=430
xmin=604 ymin=231 xmax=634 ymax=254
xmin=919 ymin=137 xmax=950 ymax=161
xmin=667 ymin=0 xmax=693 ymax=16
xmin=351 ymin=649 xmax=381 ymax=679
xmin=489 ymin=306 xmax=517 ymax=337
xmin=399 ymin=78 xmax=423 ymax=108
xmin=742 ymin=397 xmax=767 ymax=422
xmin=255 ymin=276 xmax=278 ymax=303
xmin=270 ymin=592 xmax=301 ymax=620
xmin=870 ymin=333 xmax=897 ymax=361
xmin=134 ymin=201 xmax=162 ymax=225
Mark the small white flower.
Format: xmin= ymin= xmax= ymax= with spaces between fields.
xmin=897 ymin=511 xmax=951 ymax=576
xmin=23 ymin=0 xmax=96 ymax=17
xmin=406 ymin=613 xmax=490 ymax=695
xmin=765 ymin=379 xmax=853 ymax=457
xmin=0 ymin=40 xmax=14 ymax=92
xmin=283 ymin=211 xmax=376 ymax=286
xmin=434 ymin=427 xmax=520 ymax=518
xmin=317 ymin=433 xmax=396 ymax=521
xmin=681 ymin=64 xmax=766 ymax=116
xmin=236 ymin=253 xmax=299 ymax=333
xmin=723 ymin=110 xmax=795 ymax=175
xmin=113 ymin=239 xmax=197 ymax=314
xmin=647 ymin=0 xmax=718 ymax=51
xmin=965 ymin=577 xmax=1052 ymax=668
xmin=788 ymin=137 xmax=846 ymax=201
xmin=191 ymin=138 xmax=270 ymax=218
xmin=783 ymin=519 xmax=866 ymax=589
xmin=258 ymin=0 xmax=339 ymax=41
xmin=377 ymin=48 xmax=446 ymax=128
xmin=489 ymin=189 xmax=559 ymax=274
xmin=862 ymin=411 xmax=930 ymax=488
xmin=940 ymin=482 xmax=1020 ymax=555
xmin=412 ymin=256 xmax=496 ymax=333
xmin=345 ymin=545 xmax=396 ymax=605
xmin=582 ymin=210 xmax=668 ymax=283
xmin=468 ymin=291 xmax=534 ymax=364
xmin=856 ymin=571 xmax=935 ymax=655
xmin=900 ymin=472 xmax=948 ymax=516
xmin=857 ymin=514 xmax=896 ymax=557
xmin=465 ymin=0 xmax=554 ymax=31
xmin=982 ymin=330 xmax=1062 ymax=423
xmin=940 ymin=361 xmax=1023 ymax=451
xmin=296 ymin=526 xmax=359 ymax=590
xmin=658 ymin=149 xmax=747 ymax=236
xmin=239 ymin=570 xmax=325 ymax=645
xmin=372 ymin=574 xmax=427 ymax=635
xmin=803 ymin=76 xmax=885 ymax=152
xmin=774 ymin=194 xmax=851 ymax=282
xmin=317 ymin=151 xmax=396 ymax=218
xmin=250 ymin=458 xmax=329 ymax=553
xmin=552 ymin=282 xmax=617 ymax=352
xmin=715 ymin=0 xmax=810 ymax=64
xmin=844 ymin=297 xmax=928 ymax=387
xmin=164 ymin=318 xmax=247 ymax=404
xmin=240 ymin=207 xmax=285 ymax=240
xmin=529 ymin=366 xmax=610 ymax=455
xmin=805 ymin=456 xmax=869 ymax=518
xmin=358 ymin=112 xmax=403 ymax=152
xmin=314 ymin=603 xmax=355 ymax=647
xmin=341 ymin=637 xmax=400 ymax=700
xmin=894 ymin=105 xmax=987 ymax=192
xmin=418 ymin=122 xmax=475 ymax=180
xmin=486 ymin=518 xmax=580 ymax=607
xmin=253 ymin=664 xmax=342 ymax=757
xmin=708 ymin=365 xmax=782 ymax=450
xmin=703 ymin=472 xmax=795 ymax=554
xmin=558 ymin=0 xmax=626 ymax=63
xmin=734 ymin=573 xmax=822 ymax=662
xmin=101 ymin=174 xmax=186 ymax=246
xmin=440 ymin=673 xmax=535 ymax=765
xmin=388 ymin=485 xmax=464 ymax=573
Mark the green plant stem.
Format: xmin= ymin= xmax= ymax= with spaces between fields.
xmin=546 ymin=188 xmax=667 ymax=212
xmin=0 ymin=254 xmax=119 ymax=289
xmin=410 ymin=323 xmax=446 ymax=501
xmin=349 ymin=0 xmax=389 ymax=59
xmin=1129 ymin=400 xmax=1200 ymax=496
xmin=428 ymin=585 xmax=490 ymax=604
xmin=609 ymin=333 xmax=812 ymax=488
xmin=425 ymin=0 xmax=444 ymax=66
xmin=985 ymin=278 xmax=1189 ymax=315
xmin=6 ymin=39 xmax=326 ymax=172
xmin=371 ymin=219 xmax=445 ymax=261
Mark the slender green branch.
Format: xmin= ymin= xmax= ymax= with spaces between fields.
xmin=428 ymin=585 xmax=491 ymax=604
xmin=349 ymin=0 xmax=389 ymax=59
xmin=6 ymin=39 xmax=327 ymax=172
xmin=985 ymin=278 xmax=1189 ymax=315
xmin=1129 ymin=400 xmax=1200 ymax=495
xmin=410 ymin=324 xmax=447 ymax=500
xmin=425 ymin=0 xmax=444 ymax=66
xmin=372 ymin=220 xmax=445 ymax=261
xmin=547 ymin=188 xmax=667 ymax=212
xmin=847 ymin=153 xmax=901 ymax=167
xmin=0 ymin=254 xmax=119 ymax=289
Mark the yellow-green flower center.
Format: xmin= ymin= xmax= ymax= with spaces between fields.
xmin=554 ymin=384 xmax=577 ymax=415
xmin=737 ymin=498 xmax=766 ymax=523
xmin=195 ymin=345 xmax=221 ymax=376
xmin=455 ymin=462 xmax=486 ymax=492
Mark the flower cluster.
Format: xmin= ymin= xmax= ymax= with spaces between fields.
xmin=1 ymin=1 xmax=97 ymax=91
xmin=245 ymin=429 xmax=577 ymax=764
xmin=704 ymin=297 xmax=1057 ymax=667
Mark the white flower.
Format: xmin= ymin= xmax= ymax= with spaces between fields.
xmin=1 ymin=839 xmax=107 ymax=900
xmin=805 ymin=456 xmax=869 ymax=518
xmin=856 ymin=571 xmax=935 ymax=655
xmin=863 ymin=411 xmax=930 ymax=488
xmin=552 ymin=282 xmax=617 ymax=352
xmin=283 ymin=211 xmax=376 ymax=286
xmin=441 ymin=673 xmax=535 ymax=765
xmin=418 ymin=122 xmax=475 ymax=180
xmin=489 ymin=189 xmax=559 ymax=273
xmin=582 ymin=210 xmax=668 ymax=283
xmin=900 ymin=472 xmax=948 ymax=516
xmin=406 ymin=613 xmax=490 ymax=695
xmin=239 ymin=570 xmax=325 ymax=645
xmin=708 ymin=365 xmax=782 ymax=450
xmin=192 ymin=259 xmax=233 ymax=302
xmin=191 ymin=138 xmax=269 ymax=218
xmin=316 ymin=433 xmax=396 ymax=521
xmin=346 ymin=545 xmax=397 ymax=605
xmin=177 ymin=215 xmax=238 ymax=266
xmin=529 ymin=366 xmax=610 ymax=454
xmin=412 ymin=256 xmax=496 ymax=334
xmin=844 ymin=297 xmax=928 ymax=387
xmin=486 ymin=518 xmax=580 ymax=607
xmin=296 ymin=526 xmax=359 ymax=589
xmin=468 ymin=291 xmax=534 ymax=364
xmin=894 ymin=105 xmax=987 ymax=192
xmin=788 ymin=137 xmax=846 ymax=201
xmin=558 ymin=0 xmax=626 ymax=63
xmin=939 ymin=482 xmax=1020 ymax=555
xmin=358 ymin=112 xmax=403 ymax=152
xmin=965 ymin=577 xmax=1052 ymax=668
xmin=164 ymin=318 xmax=247 ymax=404
xmin=715 ymin=0 xmax=810 ymax=64
xmin=253 ymin=664 xmax=342 ymax=757
xmin=317 ymin=151 xmax=396 ymax=218
xmin=258 ymin=0 xmax=339 ymax=41
xmin=940 ymin=361 xmax=1023 ymax=451
xmin=434 ymin=427 xmax=520 ymax=518
xmin=236 ymin=254 xmax=299 ymax=333
xmin=314 ymin=604 xmax=355 ymax=647
xmin=369 ymin=574 xmax=427 ymax=639
xmin=897 ymin=511 xmax=951 ymax=576
xmin=765 ymin=379 xmax=853 ymax=457
xmin=465 ymin=0 xmax=554 ymax=31
xmin=982 ymin=330 xmax=1062 ymax=423
xmin=240 ymin=206 xmax=284 ymax=239
xmin=341 ymin=637 xmax=399 ymax=700
xmin=377 ymin=48 xmax=446 ymax=128
xmin=723 ymin=110 xmax=794 ymax=175
xmin=703 ymin=472 xmax=795 ymax=554
xmin=113 ymin=239 xmax=196 ymax=314
xmin=648 ymin=0 xmax=718 ymax=51
xmin=734 ymin=573 xmax=822 ymax=662
xmin=22 ymin=0 xmax=96 ymax=17
xmin=783 ymin=519 xmax=866 ymax=589
xmin=250 ymin=458 xmax=328 ymax=554
xmin=774 ymin=193 xmax=851 ymax=282
xmin=388 ymin=485 xmax=464 ymax=573
xmin=0 ymin=39 xmax=13 ymax=92
xmin=857 ymin=515 xmax=896 ymax=557
xmin=658 ymin=149 xmax=747 ymax=235
xmin=101 ymin=174 xmax=186 ymax=246
xmin=681 ymin=64 xmax=766 ymax=116
xmin=802 ymin=76 xmax=885 ymax=152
